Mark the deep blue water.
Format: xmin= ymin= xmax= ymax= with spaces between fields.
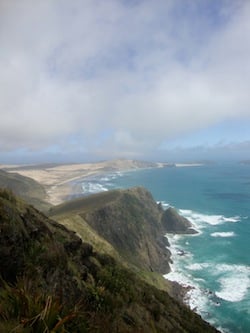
xmin=80 ymin=163 xmax=250 ymax=333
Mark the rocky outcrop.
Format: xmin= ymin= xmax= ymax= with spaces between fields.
xmin=161 ymin=207 xmax=198 ymax=234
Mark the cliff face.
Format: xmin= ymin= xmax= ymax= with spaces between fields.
xmin=50 ymin=187 xmax=197 ymax=277
xmin=0 ymin=188 xmax=219 ymax=332
xmin=82 ymin=187 xmax=171 ymax=273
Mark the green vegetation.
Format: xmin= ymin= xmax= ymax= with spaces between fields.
xmin=0 ymin=188 xmax=219 ymax=332
xmin=0 ymin=277 xmax=85 ymax=333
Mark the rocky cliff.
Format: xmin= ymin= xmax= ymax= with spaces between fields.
xmin=50 ymin=187 xmax=172 ymax=274
xmin=0 ymin=188 xmax=219 ymax=332
xmin=49 ymin=186 xmax=200 ymax=299
xmin=161 ymin=207 xmax=198 ymax=234
xmin=82 ymin=187 xmax=172 ymax=274
xmin=50 ymin=188 xmax=198 ymax=274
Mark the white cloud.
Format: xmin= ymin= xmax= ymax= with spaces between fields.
xmin=0 ymin=0 xmax=250 ymax=159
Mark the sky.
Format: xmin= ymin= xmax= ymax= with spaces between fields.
xmin=1 ymin=0 xmax=250 ymax=163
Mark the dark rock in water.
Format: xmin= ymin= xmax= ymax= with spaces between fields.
xmin=161 ymin=207 xmax=198 ymax=234
xmin=177 ymin=249 xmax=186 ymax=256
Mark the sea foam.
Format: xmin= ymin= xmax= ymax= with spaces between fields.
xmin=186 ymin=262 xmax=210 ymax=271
xmin=158 ymin=200 xmax=171 ymax=209
xmin=210 ymin=232 xmax=236 ymax=238
xmin=164 ymin=262 xmax=216 ymax=317
xmin=81 ymin=182 xmax=108 ymax=194
xmin=165 ymin=229 xmax=250 ymax=329
xmin=214 ymin=264 xmax=250 ymax=302
xmin=179 ymin=209 xmax=241 ymax=227
xmin=80 ymin=171 xmax=124 ymax=195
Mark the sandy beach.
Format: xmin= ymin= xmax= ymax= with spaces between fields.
xmin=3 ymin=159 xmax=158 ymax=205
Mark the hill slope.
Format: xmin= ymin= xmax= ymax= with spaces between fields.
xmin=0 ymin=169 xmax=50 ymax=211
xmin=0 ymin=188 xmax=219 ymax=332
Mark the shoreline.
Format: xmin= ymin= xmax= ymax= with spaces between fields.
xmin=3 ymin=160 xmax=146 ymax=205
xmin=2 ymin=159 xmax=205 ymax=205
xmin=45 ymin=172 xmax=102 ymax=205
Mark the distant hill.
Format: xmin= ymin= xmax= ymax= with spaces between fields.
xmin=0 ymin=189 xmax=219 ymax=332
xmin=0 ymin=169 xmax=50 ymax=211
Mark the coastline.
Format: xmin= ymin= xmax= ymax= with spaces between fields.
xmin=2 ymin=160 xmax=249 ymax=332
xmin=4 ymin=160 xmax=151 ymax=205
xmin=3 ymin=160 xmax=223 ymax=330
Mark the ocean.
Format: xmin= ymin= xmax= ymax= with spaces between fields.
xmin=79 ymin=163 xmax=250 ymax=333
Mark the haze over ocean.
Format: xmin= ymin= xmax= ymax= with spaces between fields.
xmin=80 ymin=163 xmax=250 ymax=333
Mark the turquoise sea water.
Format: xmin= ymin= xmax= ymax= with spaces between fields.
xmin=80 ymin=163 xmax=250 ymax=332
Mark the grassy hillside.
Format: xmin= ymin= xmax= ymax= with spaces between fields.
xmin=0 ymin=169 xmax=50 ymax=211
xmin=0 ymin=188 xmax=219 ymax=332
xmin=49 ymin=187 xmax=199 ymax=296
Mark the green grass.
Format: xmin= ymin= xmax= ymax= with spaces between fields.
xmin=52 ymin=214 xmax=121 ymax=259
xmin=0 ymin=277 xmax=87 ymax=333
